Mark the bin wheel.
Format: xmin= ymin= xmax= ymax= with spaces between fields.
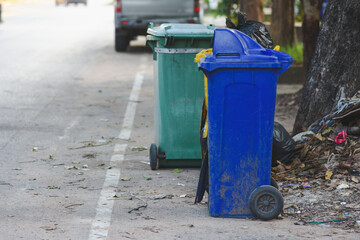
xmin=149 ymin=144 xmax=159 ymax=170
xmin=270 ymin=177 xmax=279 ymax=189
xmin=249 ymin=185 xmax=283 ymax=220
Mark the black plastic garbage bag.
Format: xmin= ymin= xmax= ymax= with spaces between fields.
xmin=226 ymin=11 xmax=274 ymax=49
xmin=308 ymin=88 xmax=360 ymax=133
xmin=194 ymin=151 xmax=209 ymax=204
xmin=195 ymin=100 xmax=209 ymax=204
xmin=272 ymin=122 xmax=296 ymax=166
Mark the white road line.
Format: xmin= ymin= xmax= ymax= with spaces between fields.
xmin=113 ymin=143 xmax=127 ymax=153
xmin=88 ymin=59 xmax=146 ymax=240
xmin=58 ymin=116 xmax=80 ymax=140
xmin=118 ymin=71 xmax=145 ymax=140
xmin=88 ymin=169 xmax=121 ymax=240
xmin=110 ymin=154 xmax=125 ymax=162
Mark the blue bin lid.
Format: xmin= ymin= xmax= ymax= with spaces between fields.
xmin=200 ymin=28 xmax=293 ymax=73
xmin=147 ymin=23 xmax=215 ymax=38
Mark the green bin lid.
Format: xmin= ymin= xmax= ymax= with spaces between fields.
xmin=147 ymin=23 xmax=215 ymax=38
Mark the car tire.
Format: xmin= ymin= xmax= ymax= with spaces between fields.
xmin=115 ymin=29 xmax=129 ymax=52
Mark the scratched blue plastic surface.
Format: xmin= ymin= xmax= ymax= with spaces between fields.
xmin=199 ymin=29 xmax=293 ymax=217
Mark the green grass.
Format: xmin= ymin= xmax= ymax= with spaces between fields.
xmin=280 ymin=43 xmax=303 ymax=65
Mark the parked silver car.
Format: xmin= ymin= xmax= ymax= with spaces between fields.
xmin=114 ymin=0 xmax=203 ymax=52
xmin=56 ymin=0 xmax=87 ymax=6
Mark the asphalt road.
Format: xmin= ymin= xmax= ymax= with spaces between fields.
xmin=0 ymin=1 xmax=153 ymax=239
xmin=0 ymin=1 xmax=358 ymax=240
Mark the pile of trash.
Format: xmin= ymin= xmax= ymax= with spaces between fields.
xmin=272 ymin=91 xmax=360 ymax=232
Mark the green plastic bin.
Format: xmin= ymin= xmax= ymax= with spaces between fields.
xmin=146 ymin=23 xmax=214 ymax=170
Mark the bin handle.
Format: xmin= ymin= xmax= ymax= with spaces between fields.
xmin=212 ymin=29 xmax=251 ymax=58
xmin=146 ymin=39 xmax=158 ymax=60
xmin=212 ymin=29 xmax=293 ymax=72
xmin=216 ymin=53 xmax=241 ymax=57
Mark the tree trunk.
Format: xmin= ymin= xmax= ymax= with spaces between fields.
xmin=302 ymin=0 xmax=323 ymax=72
xmin=293 ymin=0 xmax=360 ymax=134
xmin=240 ymin=0 xmax=264 ymax=22
xmin=271 ymin=0 xmax=295 ymax=46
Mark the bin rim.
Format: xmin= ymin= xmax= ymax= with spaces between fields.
xmin=147 ymin=23 xmax=215 ymax=38
xmin=199 ymin=29 xmax=293 ymax=72
xmin=199 ymin=61 xmax=283 ymax=72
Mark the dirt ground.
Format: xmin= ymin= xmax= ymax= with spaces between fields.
xmin=274 ymin=90 xmax=360 ymax=235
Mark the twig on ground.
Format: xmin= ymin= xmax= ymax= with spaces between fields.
xmin=69 ymin=141 xmax=112 ymax=150
xmin=128 ymin=194 xmax=147 ymax=213
xmin=64 ymin=203 xmax=84 ymax=208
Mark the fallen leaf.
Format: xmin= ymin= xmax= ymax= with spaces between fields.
xmin=288 ymin=100 xmax=295 ymax=106
xmin=131 ymin=147 xmax=148 ymax=151
xmin=315 ymin=133 xmax=325 ymax=141
xmin=322 ymin=127 xmax=335 ymax=136
xmin=351 ymin=176 xmax=359 ymax=183
xmin=41 ymin=225 xmax=57 ymax=231
xmin=65 ymin=166 xmax=79 ymax=170
xmin=325 ymin=169 xmax=333 ymax=180
xmin=121 ymin=177 xmax=132 ymax=181
xmin=53 ymin=163 xmax=65 ymax=167
xmin=82 ymin=153 xmax=97 ymax=159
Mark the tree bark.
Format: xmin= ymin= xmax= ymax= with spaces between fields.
xmin=302 ymin=0 xmax=323 ymax=72
xmin=271 ymin=0 xmax=295 ymax=46
xmin=240 ymin=0 xmax=264 ymax=22
xmin=293 ymin=0 xmax=360 ymax=134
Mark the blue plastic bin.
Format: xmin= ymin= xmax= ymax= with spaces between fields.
xmin=199 ymin=29 xmax=293 ymax=219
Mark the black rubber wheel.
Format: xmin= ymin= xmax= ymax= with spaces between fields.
xmin=270 ymin=177 xmax=279 ymax=189
xmin=149 ymin=144 xmax=159 ymax=170
xmin=115 ymin=29 xmax=129 ymax=52
xmin=249 ymin=185 xmax=284 ymax=220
